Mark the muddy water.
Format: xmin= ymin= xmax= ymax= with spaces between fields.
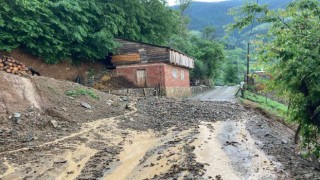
xmin=0 ymin=105 xmax=137 ymax=179
xmin=103 ymin=129 xmax=193 ymax=180
xmin=193 ymin=122 xmax=240 ymax=179
xmin=103 ymin=131 xmax=158 ymax=180
xmin=0 ymin=159 xmax=15 ymax=179
xmin=0 ymin=100 xmax=283 ymax=180
xmin=194 ymin=120 xmax=279 ymax=179
xmin=56 ymin=144 xmax=98 ymax=180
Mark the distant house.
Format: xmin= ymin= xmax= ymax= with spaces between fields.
xmin=111 ymin=38 xmax=194 ymax=97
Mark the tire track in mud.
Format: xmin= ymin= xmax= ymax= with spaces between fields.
xmin=0 ymin=103 xmax=137 ymax=179
xmin=0 ymin=104 xmax=137 ymax=156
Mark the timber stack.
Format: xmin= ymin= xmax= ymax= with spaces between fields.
xmin=0 ymin=56 xmax=30 ymax=75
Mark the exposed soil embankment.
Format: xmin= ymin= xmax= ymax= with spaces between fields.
xmin=0 ymin=72 xmax=127 ymax=153
xmin=0 ymin=49 xmax=106 ymax=82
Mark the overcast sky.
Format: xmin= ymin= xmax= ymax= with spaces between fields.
xmin=166 ymin=0 xmax=227 ymax=6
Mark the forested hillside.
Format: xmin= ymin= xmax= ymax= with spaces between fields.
xmin=174 ymin=0 xmax=292 ymax=37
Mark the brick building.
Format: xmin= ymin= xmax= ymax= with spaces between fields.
xmin=112 ymin=39 xmax=194 ymax=97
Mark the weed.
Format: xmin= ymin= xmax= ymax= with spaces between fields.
xmin=65 ymin=88 xmax=99 ymax=99
xmin=240 ymin=91 xmax=288 ymax=118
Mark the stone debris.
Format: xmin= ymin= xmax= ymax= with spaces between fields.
xmin=81 ymin=102 xmax=92 ymax=109
xmin=13 ymin=112 xmax=22 ymax=124
xmin=50 ymin=120 xmax=59 ymax=128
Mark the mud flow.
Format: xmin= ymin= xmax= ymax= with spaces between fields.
xmin=1 ymin=81 xmax=319 ymax=179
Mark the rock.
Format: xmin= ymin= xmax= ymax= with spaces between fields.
xmin=81 ymin=102 xmax=92 ymax=109
xmin=54 ymin=160 xmax=67 ymax=164
xmin=13 ymin=112 xmax=22 ymax=124
xmin=304 ymin=173 xmax=314 ymax=179
xmin=27 ymin=106 xmax=34 ymax=112
xmin=121 ymin=96 xmax=129 ymax=101
xmin=215 ymin=175 xmax=222 ymax=180
xmin=14 ymin=113 xmax=22 ymax=118
xmin=112 ymin=102 xmax=121 ymax=107
xmin=125 ymin=104 xmax=134 ymax=111
xmin=50 ymin=120 xmax=59 ymax=128
xmin=24 ymin=134 xmax=34 ymax=142
xmin=9 ymin=129 xmax=18 ymax=135
xmin=281 ymin=139 xmax=287 ymax=144
xmin=107 ymin=100 xmax=113 ymax=106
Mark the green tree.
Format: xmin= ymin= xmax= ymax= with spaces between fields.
xmin=170 ymin=30 xmax=225 ymax=85
xmin=229 ymin=0 xmax=320 ymax=157
xmin=202 ymin=26 xmax=216 ymax=40
xmin=176 ymin=0 xmax=192 ymax=15
xmin=0 ymin=0 xmax=179 ymax=63
xmin=223 ymin=48 xmax=246 ymax=84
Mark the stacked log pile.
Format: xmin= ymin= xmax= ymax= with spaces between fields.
xmin=0 ymin=56 xmax=30 ymax=75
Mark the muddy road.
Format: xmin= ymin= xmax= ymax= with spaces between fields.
xmin=1 ymin=87 xmax=319 ymax=179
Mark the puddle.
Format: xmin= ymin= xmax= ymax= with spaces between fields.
xmin=103 ymin=131 xmax=158 ymax=180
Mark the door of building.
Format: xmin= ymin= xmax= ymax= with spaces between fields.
xmin=136 ymin=69 xmax=146 ymax=87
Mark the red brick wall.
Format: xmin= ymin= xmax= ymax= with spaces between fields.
xmin=116 ymin=63 xmax=190 ymax=89
xmin=163 ymin=64 xmax=190 ymax=88
xmin=116 ymin=63 xmax=165 ymax=88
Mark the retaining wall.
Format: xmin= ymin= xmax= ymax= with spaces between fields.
xmin=107 ymin=86 xmax=192 ymax=98
xmin=163 ymin=87 xmax=191 ymax=98
xmin=106 ymin=88 xmax=157 ymax=97
xmin=191 ymin=86 xmax=212 ymax=95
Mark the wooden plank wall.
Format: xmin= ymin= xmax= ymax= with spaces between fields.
xmin=114 ymin=39 xmax=170 ymax=64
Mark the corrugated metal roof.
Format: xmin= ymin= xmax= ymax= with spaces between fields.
xmin=115 ymin=38 xmax=194 ymax=60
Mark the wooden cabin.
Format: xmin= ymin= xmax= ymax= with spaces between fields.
xmin=112 ymin=39 xmax=194 ymax=97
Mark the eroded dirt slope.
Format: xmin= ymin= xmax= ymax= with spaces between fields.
xmin=0 ymin=72 xmax=127 ymax=153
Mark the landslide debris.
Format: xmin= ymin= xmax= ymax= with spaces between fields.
xmin=0 ymin=71 xmax=127 ymax=153
xmin=118 ymin=97 xmax=247 ymax=131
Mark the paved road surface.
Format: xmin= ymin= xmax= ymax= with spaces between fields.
xmin=190 ymin=86 xmax=239 ymax=102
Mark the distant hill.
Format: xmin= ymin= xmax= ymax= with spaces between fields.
xmin=173 ymin=0 xmax=292 ymax=37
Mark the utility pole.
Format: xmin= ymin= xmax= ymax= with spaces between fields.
xmin=246 ymin=42 xmax=250 ymax=87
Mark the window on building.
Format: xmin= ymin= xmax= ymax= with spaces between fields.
xmin=172 ymin=68 xmax=177 ymax=79
xmin=181 ymin=70 xmax=185 ymax=80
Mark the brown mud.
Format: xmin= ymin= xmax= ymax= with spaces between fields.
xmin=1 ymin=73 xmax=319 ymax=179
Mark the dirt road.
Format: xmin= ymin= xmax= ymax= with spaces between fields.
xmin=190 ymin=86 xmax=239 ymax=102
xmin=1 ymin=78 xmax=319 ymax=179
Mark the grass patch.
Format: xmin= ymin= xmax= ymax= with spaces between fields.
xmin=240 ymin=91 xmax=288 ymax=118
xmin=65 ymin=88 xmax=99 ymax=99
